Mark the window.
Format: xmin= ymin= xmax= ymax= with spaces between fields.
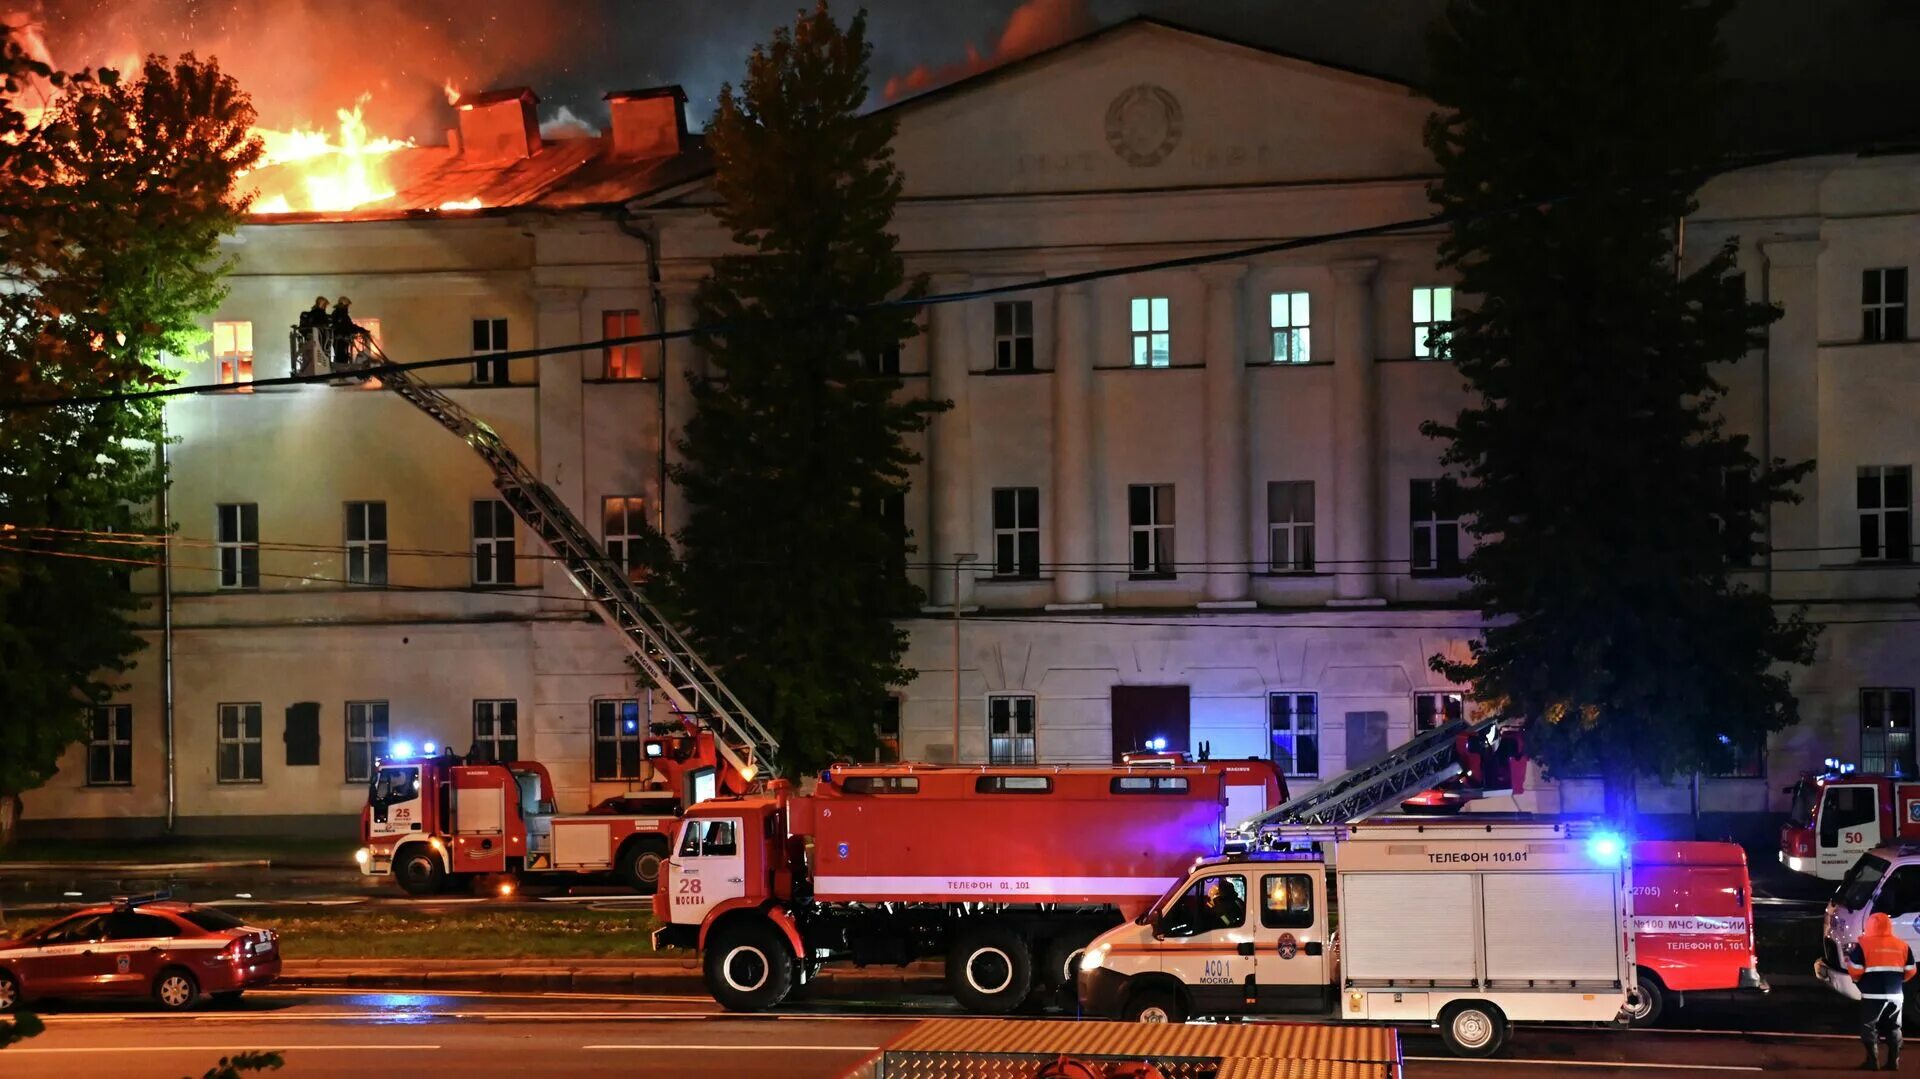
xmin=987 ymin=694 xmax=1037 ymax=765
xmin=976 ymin=775 xmax=1052 ymax=793
xmin=1708 ymin=734 xmax=1766 ymax=779
xmin=1261 ymin=873 xmax=1315 ymax=930
xmin=213 ymin=320 xmax=253 ymax=388
xmin=1863 ymin=268 xmax=1909 ymax=343
xmin=473 ymin=699 xmax=518 ymax=763
xmin=1876 ymin=866 xmax=1920 ymax=919
xmin=843 ymin=775 xmax=918 ymax=794
xmin=215 ymin=503 xmax=259 ymax=589
xmin=1112 ymin=775 xmax=1189 ymax=794
xmin=863 ymin=345 xmax=901 ymax=376
xmin=472 ymin=499 xmax=516 ymax=585
xmin=1863 ymin=688 xmax=1917 ymax=777
xmin=1266 ymin=481 xmax=1315 ymax=573
xmin=472 ymin=317 xmax=509 ymax=384
xmin=1414 ymin=691 xmax=1465 ymax=732
xmin=1268 ymin=693 xmax=1319 ymax=777
xmin=1410 ymin=478 xmax=1462 ymax=576
xmin=1858 ymin=466 xmax=1912 ymax=562
xmin=105 ymin=911 xmax=179 ymax=941
xmin=1159 ymin=873 xmax=1247 ymax=937
xmin=216 ymin=703 xmax=263 ymax=784
xmin=345 ymin=700 xmax=390 ymax=784
xmin=1823 ymin=787 xmax=1880 ymax=850
xmin=603 ymin=496 xmax=648 ymax=581
xmin=1270 ymin=291 xmax=1311 ymax=364
xmin=87 ymin=704 xmax=132 ymax=786
xmin=603 ymin=309 xmax=647 ymax=379
xmin=285 ymin=702 xmax=320 ymax=766
xmin=1130 ymin=296 xmax=1170 ymax=367
xmin=1127 ymin=483 xmax=1175 ymax=578
xmin=991 ymin=487 xmax=1040 ymax=579
xmin=1412 ymin=286 xmax=1453 ymax=359
xmin=344 ymin=501 xmax=388 ymax=585
xmin=594 ymin=698 xmax=644 ymax=780
xmin=1346 ymin=710 xmax=1388 ymax=768
xmin=875 ymin=696 xmax=901 ymax=764
xmin=994 ymin=301 xmax=1034 ymax=371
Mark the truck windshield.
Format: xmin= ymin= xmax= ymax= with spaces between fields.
xmin=371 ymin=765 xmax=421 ymax=807
xmin=1786 ymin=781 xmax=1817 ymax=829
xmin=1839 ymin=854 xmax=1891 ymax=910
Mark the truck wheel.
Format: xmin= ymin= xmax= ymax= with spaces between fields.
xmin=1625 ymin=971 xmax=1666 ymax=1027
xmin=394 ymin=847 xmax=445 ymax=896
xmin=1042 ymin=931 xmax=1101 ymax=990
xmin=949 ymin=925 xmax=1034 ymax=1015
xmin=1123 ymin=988 xmax=1186 ymax=1024
xmin=153 ymin=968 xmax=201 ymax=1011
xmin=705 ymin=920 xmax=795 ymax=1012
xmin=1439 ymin=1000 xmax=1508 ymax=1058
xmin=615 ymin=839 xmax=668 ymax=895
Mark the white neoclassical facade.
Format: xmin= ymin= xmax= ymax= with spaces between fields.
xmin=21 ymin=20 xmax=1920 ymax=838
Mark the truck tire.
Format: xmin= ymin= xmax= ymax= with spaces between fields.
xmin=705 ymin=920 xmax=795 ymax=1012
xmin=1438 ymin=1000 xmax=1508 ymax=1058
xmin=1625 ymin=970 xmax=1666 ymax=1027
xmin=394 ymin=847 xmax=446 ymax=896
xmin=615 ymin=838 xmax=668 ymax=895
xmin=1122 ymin=988 xmax=1186 ymax=1024
xmin=1042 ymin=931 xmax=1101 ymax=990
xmin=949 ymin=925 xmax=1035 ymax=1015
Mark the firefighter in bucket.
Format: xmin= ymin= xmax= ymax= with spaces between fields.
xmin=1846 ymin=911 xmax=1917 ymax=1070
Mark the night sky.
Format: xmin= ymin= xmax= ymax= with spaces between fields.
xmin=14 ymin=0 xmax=1920 ymax=150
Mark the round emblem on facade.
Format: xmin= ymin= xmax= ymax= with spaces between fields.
xmin=1104 ymin=83 xmax=1183 ymax=167
xmin=1277 ymin=933 xmax=1299 ymax=960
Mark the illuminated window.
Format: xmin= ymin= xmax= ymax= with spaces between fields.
xmin=1412 ymin=286 xmax=1453 ymax=359
xmin=1129 ymin=296 xmax=1170 ymax=367
xmin=87 ymin=704 xmax=132 ymax=786
xmin=994 ymin=301 xmax=1034 ymax=371
xmin=216 ymin=703 xmax=262 ymax=784
xmin=603 ymin=309 xmax=647 ymax=379
xmin=987 ymin=694 xmax=1037 ymax=765
xmin=1414 ymin=691 xmax=1465 ymax=732
xmin=603 ymin=495 xmax=648 ymax=581
xmin=991 ymin=486 xmax=1040 ymax=579
xmin=472 ymin=317 xmax=509 ymax=385
xmin=1410 ymin=478 xmax=1462 ymax=576
xmin=1858 ymin=465 xmax=1912 ymax=562
xmin=1268 ymin=693 xmax=1318 ymax=777
xmin=594 ymin=697 xmax=645 ymax=780
xmin=213 ymin=320 xmax=254 ymax=388
xmin=1270 ymin=291 xmax=1311 ymax=364
xmin=1862 ymin=688 xmax=1917 ymax=776
xmin=344 ymin=501 xmax=387 ymax=585
xmin=215 ymin=503 xmax=259 ymax=589
xmin=472 ymin=499 xmax=516 ymax=585
xmin=1266 ymin=481 xmax=1315 ymax=573
xmin=473 ymin=699 xmax=518 ymax=762
xmin=1127 ymin=483 xmax=1175 ymax=578
xmin=345 ymin=700 xmax=390 ymax=784
xmin=1864 ymin=268 xmax=1908 ymax=343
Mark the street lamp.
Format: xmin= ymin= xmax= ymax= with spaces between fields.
xmin=951 ymin=552 xmax=977 ymax=763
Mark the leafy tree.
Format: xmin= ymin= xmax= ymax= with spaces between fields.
xmin=671 ymin=2 xmax=941 ymax=773
xmin=1420 ymin=0 xmax=1817 ymax=819
xmin=0 ymin=34 xmax=261 ymax=845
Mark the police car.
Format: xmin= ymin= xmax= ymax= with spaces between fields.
xmin=0 ymin=892 xmax=280 ymax=1012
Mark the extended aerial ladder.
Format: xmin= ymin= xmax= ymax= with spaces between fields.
xmin=318 ymin=336 xmax=781 ymax=784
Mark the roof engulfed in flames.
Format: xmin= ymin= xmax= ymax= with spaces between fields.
xmin=248 ymin=97 xmax=413 ymax=215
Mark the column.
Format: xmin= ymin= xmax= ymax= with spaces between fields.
xmin=1050 ymin=282 xmax=1100 ymax=607
xmin=1760 ymin=238 xmax=1824 ymax=595
xmin=1199 ymin=264 xmax=1252 ymax=605
xmin=926 ymin=274 xmax=975 ymax=608
xmin=1328 ymin=258 xmax=1383 ymax=605
xmin=534 ymin=285 xmax=587 ymax=607
xmin=659 ymin=278 xmax=702 ymax=546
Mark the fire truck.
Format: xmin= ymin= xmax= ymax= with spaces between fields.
xmin=1779 ymin=760 xmax=1918 ymax=880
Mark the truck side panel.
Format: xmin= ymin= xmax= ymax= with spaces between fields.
xmin=1341 ymin=872 xmax=1477 ymax=983
xmin=1484 ymin=871 xmax=1622 ymax=985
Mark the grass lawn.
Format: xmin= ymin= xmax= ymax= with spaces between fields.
xmin=258 ymin=905 xmax=673 ymax=960
xmin=2 ymin=835 xmax=359 ymax=866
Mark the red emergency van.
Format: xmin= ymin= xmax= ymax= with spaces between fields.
xmin=1624 ymin=840 xmax=1766 ymax=1025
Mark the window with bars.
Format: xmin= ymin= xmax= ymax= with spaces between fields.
xmin=214 ymin=321 xmax=254 ymax=388
xmin=1414 ymin=691 xmax=1465 ymax=732
xmin=1269 ymin=291 xmax=1311 ymax=364
xmin=991 ymin=487 xmax=1040 ymax=579
xmin=1129 ymin=296 xmax=1170 ymax=367
xmin=472 ymin=317 xmax=510 ymax=384
xmin=216 ymin=503 xmax=259 ymax=589
xmin=1410 ymin=478 xmax=1462 ymax=576
xmin=472 ymin=500 xmax=516 ymax=585
xmin=1127 ymin=483 xmax=1175 ymax=578
xmin=603 ymin=495 xmax=648 ymax=581
xmin=473 ymin=700 xmax=519 ymax=763
xmin=217 ymin=703 xmax=263 ymax=784
xmin=88 ymin=704 xmax=132 ymax=786
xmin=987 ymin=694 xmax=1037 ymax=765
xmin=1267 ymin=693 xmax=1318 ymax=777
xmin=1412 ymin=286 xmax=1453 ymax=359
xmin=593 ymin=698 xmax=644 ymax=780
xmin=994 ymin=301 xmax=1035 ymax=371
xmin=346 ymin=701 xmax=389 ymax=784
xmin=603 ymin=309 xmax=648 ymax=379
xmin=1266 ymin=481 xmax=1315 ymax=573
xmin=344 ymin=501 xmax=388 ymax=585
xmin=1859 ymin=465 xmax=1912 ymax=561
xmin=1862 ymin=688 xmax=1917 ymax=777
xmin=1863 ymin=268 xmax=1909 ymax=343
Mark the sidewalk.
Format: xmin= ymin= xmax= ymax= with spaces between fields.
xmin=279 ymin=957 xmax=947 ymax=997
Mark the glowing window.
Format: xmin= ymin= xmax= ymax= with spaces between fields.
xmin=1414 ymin=691 xmax=1465 ymax=732
xmin=1130 ymin=296 xmax=1170 ymax=367
xmin=213 ymin=320 xmax=254 ymax=388
xmin=603 ymin=496 xmax=648 ymax=581
xmin=1270 ymin=291 xmax=1311 ymax=363
xmin=1412 ymin=286 xmax=1453 ymax=359
xmin=603 ymin=310 xmax=647 ymax=380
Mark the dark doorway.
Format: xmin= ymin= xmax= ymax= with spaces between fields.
xmin=1111 ymin=685 xmax=1192 ymax=760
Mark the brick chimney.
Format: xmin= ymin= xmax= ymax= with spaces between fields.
xmin=604 ymin=86 xmax=687 ymax=159
xmin=456 ymin=86 xmax=541 ymax=163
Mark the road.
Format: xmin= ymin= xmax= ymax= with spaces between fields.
xmin=0 ymin=986 xmax=1893 ymax=1078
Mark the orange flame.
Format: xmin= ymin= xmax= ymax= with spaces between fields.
xmin=442 ymin=79 xmax=461 ymax=106
xmin=247 ymin=94 xmax=414 ymax=214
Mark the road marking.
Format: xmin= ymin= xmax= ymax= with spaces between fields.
xmin=4 ymin=1045 xmax=444 ymax=1054
xmin=583 ymin=1043 xmax=879 ymax=1051
xmin=1408 ymin=1058 xmax=1760 ymax=1072
xmin=1630 ymin=1027 xmax=1854 ymax=1041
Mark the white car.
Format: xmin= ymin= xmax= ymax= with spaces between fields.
xmin=1815 ymin=844 xmax=1920 ymax=1005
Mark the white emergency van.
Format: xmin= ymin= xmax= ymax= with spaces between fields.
xmin=1815 ymin=842 xmax=1920 ymax=1010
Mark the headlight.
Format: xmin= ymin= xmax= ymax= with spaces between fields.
xmin=353 ymin=848 xmax=370 ymax=866
xmin=1079 ymin=943 xmax=1111 ymax=972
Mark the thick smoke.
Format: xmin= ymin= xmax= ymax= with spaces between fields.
xmin=882 ymin=0 xmax=1089 ymax=101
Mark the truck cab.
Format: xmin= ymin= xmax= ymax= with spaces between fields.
xmin=1816 ymin=842 xmax=1920 ymax=1004
xmin=1780 ymin=764 xmax=1920 ymax=880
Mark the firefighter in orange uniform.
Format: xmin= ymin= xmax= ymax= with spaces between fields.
xmin=1846 ymin=911 xmax=1917 ymax=1070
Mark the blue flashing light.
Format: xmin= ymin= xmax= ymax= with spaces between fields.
xmin=1147 ymin=737 xmax=1168 ymax=752
xmin=625 ymin=720 xmax=638 ymax=733
xmin=1587 ymin=831 xmax=1627 ymax=864
xmin=424 ymin=742 xmax=437 ymax=755
xmin=391 ymin=740 xmax=415 ymax=761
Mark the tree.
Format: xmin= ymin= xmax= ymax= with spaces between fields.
xmin=671 ymin=3 xmax=942 ymax=773
xmin=0 ymin=34 xmax=261 ymax=845
xmin=1420 ymin=0 xmax=1818 ymax=819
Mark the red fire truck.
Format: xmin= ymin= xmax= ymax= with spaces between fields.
xmin=1625 ymin=840 xmax=1766 ymax=1025
xmin=1779 ymin=760 xmax=1917 ymax=880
